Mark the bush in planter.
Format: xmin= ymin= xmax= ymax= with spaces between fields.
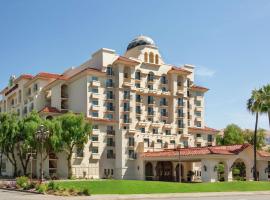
xmin=16 ymin=176 xmax=30 ymax=189
xmin=81 ymin=188 xmax=91 ymax=196
xmin=36 ymin=183 xmax=48 ymax=194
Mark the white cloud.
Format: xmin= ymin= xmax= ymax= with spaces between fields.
xmin=196 ymin=66 xmax=216 ymax=77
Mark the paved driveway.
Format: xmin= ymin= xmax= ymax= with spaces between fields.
xmin=1 ymin=189 xmax=270 ymax=200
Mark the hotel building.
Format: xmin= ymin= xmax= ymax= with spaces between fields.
xmin=0 ymin=36 xmax=269 ymax=182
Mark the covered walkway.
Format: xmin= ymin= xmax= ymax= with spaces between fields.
xmin=140 ymin=144 xmax=270 ymax=182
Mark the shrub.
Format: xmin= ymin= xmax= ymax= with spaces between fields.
xmin=82 ymin=188 xmax=91 ymax=196
xmin=16 ymin=176 xmax=30 ymax=190
xmin=37 ymin=183 xmax=48 ymax=194
xmin=47 ymin=181 xmax=57 ymax=191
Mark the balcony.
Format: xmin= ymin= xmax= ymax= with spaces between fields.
xmin=126 ymin=129 xmax=136 ymax=136
xmin=181 ymin=133 xmax=190 ymax=138
xmin=91 ymin=93 xmax=100 ymax=99
xmin=195 ymin=106 xmax=203 ymax=112
xmin=92 ymin=80 xmax=101 ymax=87
xmin=154 ymin=143 xmax=162 ymax=149
xmin=91 ymin=153 xmax=100 ymax=160
xmin=163 ymin=123 xmax=172 ymax=129
xmin=91 ymin=105 xmax=100 ymax=110
xmin=137 ymin=120 xmax=148 ymax=126
xmin=196 ymin=137 xmax=204 ymax=143
xmin=167 ymin=143 xmax=176 ymax=149
xmin=195 ymin=96 xmax=203 ymax=101
xmin=151 ymin=121 xmax=161 ymax=128
xmin=91 ymin=141 xmax=99 ymax=148
xmin=92 ymin=129 xmax=99 ymax=135
xmin=177 ymin=113 xmax=185 ymax=118
xmin=123 ymin=78 xmax=133 ymax=87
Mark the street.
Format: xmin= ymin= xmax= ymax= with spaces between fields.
xmin=0 ymin=189 xmax=270 ymax=200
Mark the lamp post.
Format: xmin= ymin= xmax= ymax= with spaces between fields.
xmin=36 ymin=124 xmax=49 ymax=182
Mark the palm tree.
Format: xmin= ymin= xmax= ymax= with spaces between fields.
xmin=260 ymin=84 xmax=270 ymax=127
xmin=247 ymin=89 xmax=264 ymax=181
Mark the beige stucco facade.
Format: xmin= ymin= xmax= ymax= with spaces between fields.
xmin=0 ymin=36 xmax=269 ymax=182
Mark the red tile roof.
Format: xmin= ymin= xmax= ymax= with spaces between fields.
xmin=257 ymin=150 xmax=270 ymax=157
xmin=115 ymin=56 xmax=140 ymax=65
xmin=39 ymin=106 xmax=61 ymax=114
xmin=190 ymin=85 xmax=209 ymax=92
xmin=35 ymin=72 xmax=63 ymax=79
xmin=189 ymin=126 xmax=219 ymax=134
xmin=142 ymin=144 xmax=252 ymax=158
xmin=87 ymin=117 xmax=118 ymax=124
xmin=169 ymin=66 xmax=192 ymax=74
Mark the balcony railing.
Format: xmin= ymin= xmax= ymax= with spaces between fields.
xmin=107 ymin=130 xmax=115 ymax=135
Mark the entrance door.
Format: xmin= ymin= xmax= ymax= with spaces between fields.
xmin=156 ymin=161 xmax=173 ymax=181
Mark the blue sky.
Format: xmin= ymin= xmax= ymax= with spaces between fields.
xmin=0 ymin=0 xmax=269 ymax=130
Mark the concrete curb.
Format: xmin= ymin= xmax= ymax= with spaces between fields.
xmin=0 ymin=187 xmax=43 ymax=195
xmin=88 ymin=191 xmax=270 ymax=200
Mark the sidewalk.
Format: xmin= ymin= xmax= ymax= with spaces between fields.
xmin=89 ymin=191 xmax=270 ymax=200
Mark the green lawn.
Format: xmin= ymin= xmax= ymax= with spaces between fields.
xmin=55 ymin=180 xmax=270 ymax=194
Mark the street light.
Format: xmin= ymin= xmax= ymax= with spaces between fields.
xmin=36 ymin=124 xmax=49 ymax=182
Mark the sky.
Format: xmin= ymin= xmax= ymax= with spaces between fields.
xmin=0 ymin=0 xmax=269 ymax=130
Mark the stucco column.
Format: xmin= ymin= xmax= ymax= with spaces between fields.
xmin=201 ymin=159 xmax=218 ymax=182
xmin=152 ymin=161 xmax=157 ymax=181
xmin=258 ymin=160 xmax=269 ymax=181
xmin=245 ymin=165 xmax=254 ymax=181
xmin=224 ymin=160 xmax=233 ymax=182
xmin=172 ymin=162 xmax=178 ymax=181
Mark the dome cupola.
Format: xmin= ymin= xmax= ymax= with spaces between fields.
xmin=127 ymin=35 xmax=156 ymax=51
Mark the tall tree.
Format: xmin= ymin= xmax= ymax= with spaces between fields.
xmin=18 ymin=111 xmax=44 ymax=175
xmin=57 ymin=113 xmax=91 ymax=179
xmin=0 ymin=113 xmax=20 ymax=177
xmin=247 ymin=89 xmax=264 ymax=181
xmin=243 ymin=129 xmax=266 ymax=150
xmin=216 ymin=124 xmax=244 ymax=145
xmin=260 ymin=84 xmax=270 ymax=127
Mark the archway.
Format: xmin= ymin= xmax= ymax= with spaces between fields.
xmin=216 ymin=162 xmax=226 ymax=181
xmin=175 ymin=164 xmax=184 ymax=182
xmin=232 ymin=159 xmax=246 ymax=181
xmin=156 ymin=161 xmax=173 ymax=181
xmin=145 ymin=162 xmax=153 ymax=181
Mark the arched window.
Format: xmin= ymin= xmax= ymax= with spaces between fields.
xmin=149 ymin=52 xmax=154 ymax=63
xmin=155 ymin=54 xmax=159 ymax=64
xmin=144 ymin=52 xmax=148 ymax=62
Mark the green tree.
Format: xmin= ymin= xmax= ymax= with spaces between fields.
xmin=217 ymin=124 xmax=244 ymax=145
xmin=243 ymin=129 xmax=266 ymax=150
xmin=57 ymin=113 xmax=91 ymax=179
xmin=260 ymin=84 xmax=270 ymax=127
xmin=17 ymin=111 xmax=44 ymax=175
xmin=0 ymin=113 xmax=20 ymax=177
xmin=247 ymin=89 xmax=265 ymax=181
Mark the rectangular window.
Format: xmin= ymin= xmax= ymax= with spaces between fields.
xmin=92 ymin=76 xmax=98 ymax=81
xmin=178 ymin=109 xmax=184 ymax=117
xmin=93 ymin=125 xmax=99 ymax=130
xmin=107 ymin=138 xmax=114 ymax=147
xmin=153 ymin=128 xmax=158 ymax=134
xmin=92 ymin=112 xmax=99 ymax=117
xmin=106 ymin=113 xmax=113 ymax=119
xmin=128 ymin=137 xmax=135 ymax=146
xmin=148 ymin=84 xmax=153 ymax=90
xmin=136 ymin=106 xmax=141 ymax=114
xmin=135 ymin=71 xmax=141 ymax=80
xmin=107 ymin=150 xmax=115 ymax=159
xmin=196 ymin=134 xmax=201 ymax=138
xmin=123 ymin=114 xmax=130 ymax=123
xmin=144 ymin=138 xmax=149 ymax=147
xmin=124 ymin=90 xmax=130 ymax=99
xmin=106 ymin=102 xmax=114 ymax=111
xmin=141 ymin=127 xmax=145 ymax=133
xmin=92 ymin=100 xmax=99 ymax=105
xmin=170 ymin=140 xmax=175 ymax=144
xmin=92 ymin=136 xmax=99 ymax=141
xmin=135 ymin=83 xmax=140 ymax=88
xmin=106 ymin=67 xmax=113 ymax=76
xmin=92 ymin=147 xmax=98 ymax=154
xmin=106 ymin=91 xmax=114 ymax=99
xmin=33 ymin=83 xmax=38 ymax=92
xmin=148 ymin=107 xmax=154 ymax=115
xmin=178 ymin=98 xmax=184 ymax=106
xmin=161 ymin=109 xmax=167 ymax=117
xmin=123 ymin=102 xmax=130 ymax=111
xmin=178 ymin=120 xmax=184 ymax=128
xmin=165 ymin=130 xmax=171 ymax=135
xmin=208 ymin=134 xmax=213 ymax=142
xmin=92 ymin=88 xmax=98 ymax=93
xmin=196 ymin=121 xmax=202 ymax=127
xmin=106 ymin=79 xmax=114 ymax=87
xmin=128 ymin=150 xmax=136 ymax=159
xmin=136 ymin=94 xmax=141 ymax=102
